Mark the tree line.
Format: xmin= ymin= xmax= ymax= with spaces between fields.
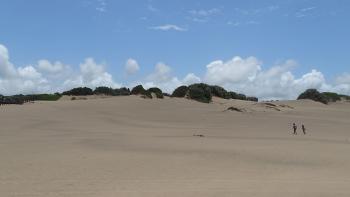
xmin=1 ymin=84 xmax=349 ymax=105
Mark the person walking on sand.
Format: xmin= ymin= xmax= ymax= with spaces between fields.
xmin=292 ymin=123 xmax=297 ymax=135
xmin=302 ymin=124 xmax=306 ymax=135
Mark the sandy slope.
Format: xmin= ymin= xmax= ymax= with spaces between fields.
xmin=1 ymin=96 xmax=350 ymax=197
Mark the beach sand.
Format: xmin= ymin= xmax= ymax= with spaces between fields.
xmin=1 ymin=96 xmax=350 ymax=196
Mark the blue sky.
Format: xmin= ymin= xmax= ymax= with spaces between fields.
xmin=0 ymin=0 xmax=350 ymax=99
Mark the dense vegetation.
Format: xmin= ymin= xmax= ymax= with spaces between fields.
xmin=188 ymin=83 xmax=213 ymax=103
xmin=147 ymin=87 xmax=164 ymax=98
xmin=1 ymin=83 xmax=260 ymax=105
xmin=170 ymin=83 xmax=258 ymax=103
xmin=297 ymin=89 xmax=329 ymax=104
xmin=93 ymin=86 xmax=130 ymax=96
xmin=27 ymin=93 xmax=62 ymax=101
xmin=210 ymin=85 xmax=231 ymax=99
xmin=62 ymin=87 xmax=93 ymax=96
xmin=131 ymin=85 xmax=152 ymax=98
xmin=297 ymin=89 xmax=350 ymax=104
xmin=171 ymin=86 xmax=188 ymax=97
xmin=322 ymin=92 xmax=350 ymax=102
xmin=322 ymin=92 xmax=341 ymax=102
xmin=0 ymin=93 xmax=62 ymax=105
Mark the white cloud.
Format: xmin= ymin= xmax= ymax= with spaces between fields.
xmin=147 ymin=62 xmax=172 ymax=81
xmin=96 ymin=0 xmax=107 ymax=12
xmin=0 ymin=45 xmax=17 ymax=78
xmin=0 ymin=44 xmax=120 ymax=95
xmin=205 ymin=56 xmax=261 ymax=85
xmin=336 ymin=73 xmax=350 ymax=84
xmin=37 ymin=59 xmax=68 ymax=73
xmin=183 ymin=73 xmax=201 ymax=85
xmin=188 ymin=8 xmax=221 ymax=23
xmin=17 ymin=66 xmax=42 ymax=79
xmin=72 ymin=58 xmax=120 ymax=88
xmin=150 ymin=24 xmax=187 ymax=32
xmin=125 ymin=58 xmax=140 ymax=75
xmin=295 ymin=6 xmax=316 ymax=18
xmin=189 ymin=8 xmax=221 ymax=17
xmin=141 ymin=62 xmax=197 ymax=93
xmin=203 ymin=56 xmax=350 ymax=100
xmin=300 ymin=7 xmax=316 ymax=12
xmin=62 ymin=58 xmax=121 ymax=90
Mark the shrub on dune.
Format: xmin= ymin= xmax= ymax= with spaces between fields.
xmin=114 ymin=87 xmax=130 ymax=96
xmin=322 ymin=92 xmax=341 ymax=102
xmin=93 ymin=86 xmax=115 ymax=95
xmin=171 ymin=85 xmax=188 ymax=97
xmin=188 ymin=83 xmax=212 ymax=103
xmin=210 ymin=85 xmax=231 ymax=99
xmin=131 ymin=85 xmax=152 ymax=98
xmin=30 ymin=93 xmax=62 ymax=101
xmin=147 ymin=87 xmax=164 ymax=98
xmin=297 ymin=89 xmax=328 ymax=104
xmin=62 ymin=87 xmax=93 ymax=96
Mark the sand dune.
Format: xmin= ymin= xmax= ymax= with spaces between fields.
xmin=1 ymin=96 xmax=350 ymax=196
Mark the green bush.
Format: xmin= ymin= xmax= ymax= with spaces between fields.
xmin=114 ymin=87 xmax=130 ymax=96
xmin=93 ymin=86 xmax=115 ymax=95
xmin=31 ymin=94 xmax=61 ymax=101
xmin=188 ymin=83 xmax=212 ymax=103
xmin=148 ymin=87 xmax=164 ymax=98
xmin=62 ymin=87 xmax=93 ymax=96
xmin=297 ymin=89 xmax=328 ymax=104
xmin=171 ymin=86 xmax=188 ymax=97
xmin=322 ymin=92 xmax=341 ymax=102
xmin=131 ymin=85 xmax=152 ymax=98
xmin=210 ymin=85 xmax=231 ymax=99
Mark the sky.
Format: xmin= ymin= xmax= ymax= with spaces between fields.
xmin=0 ymin=0 xmax=350 ymax=99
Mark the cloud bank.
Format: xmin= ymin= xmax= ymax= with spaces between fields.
xmin=0 ymin=44 xmax=120 ymax=95
xmin=1 ymin=44 xmax=349 ymax=100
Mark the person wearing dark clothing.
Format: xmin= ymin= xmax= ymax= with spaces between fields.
xmin=292 ymin=123 xmax=297 ymax=135
xmin=302 ymin=124 xmax=306 ymax=135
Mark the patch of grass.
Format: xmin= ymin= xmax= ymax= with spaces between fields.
xmin=30 ymin=94 xmax=62 ymax=101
